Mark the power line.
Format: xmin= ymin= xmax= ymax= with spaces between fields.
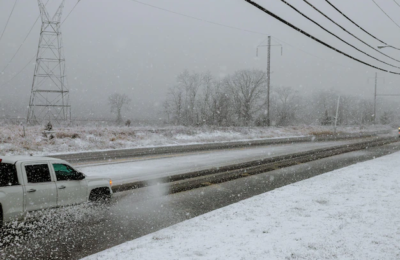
xmin=304 ymin=0 xmax=400 ymax=63
xmin=271 ymin=38 xmax=348 ymax=69
xmin=0 ymin=16 xmax=40 ymax=75
xmin=129 ymin=0 xmax=350 ymax=69
xmin=0 ymin=56 xmax=35 ymax=86
xmin=0 ymin=0 xmax=51 ymax=76
xmin=62 ymin=0 xmax=81 ymax=24
xmin=0 ymin=0 xmax=366 ymax=88
xmin=128 ymin=0 xmax=361 ymax=71
xmin=130 ymin=0 xmax=271 ymax=36
xmin=131 ymin=0 xmax=400 ymax=71
xmin=0 ymin=0 xmax=19 ymax=44
xmin=23 ymin=0 xmax=354 ymax=74
xmin=280 ymin=0 xmax=400 ymax=70
xmin=393 ymin=0 xmax=400 ymax=8
xmin=244 ymin=0 xmax=400 ymax=75
xmin=325 ymin=0 xmax=400 ymax=50
xmin=0 ymin=0 xmax=80 ymax=87
xmin=0 ymin=2 xmax=47 ymax=76
xmin=371 ymin=0 xmax=400 ymax=30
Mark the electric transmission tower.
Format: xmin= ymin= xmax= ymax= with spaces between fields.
xmin=27 ymin=0 xmax=70 ymax=124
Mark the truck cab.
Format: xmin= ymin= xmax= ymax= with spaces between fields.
xmin=0 ymin=156 xmax=112 ymax=225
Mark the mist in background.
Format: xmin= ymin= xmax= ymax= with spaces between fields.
xmin=1 ymin=0 xmax=400 ymax=123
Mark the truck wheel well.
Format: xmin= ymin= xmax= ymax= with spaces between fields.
xmin=89 ymin=187 xmax=111 ymax=202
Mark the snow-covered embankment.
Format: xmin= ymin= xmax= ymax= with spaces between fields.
xmin=84 ymin=151 xmax=400 ymax=260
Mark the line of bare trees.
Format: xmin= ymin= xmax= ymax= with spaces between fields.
xmin=162 ymin=69 xmax=399 ymax=127
xmin=163 ymin=69 xmax=269 ymax=126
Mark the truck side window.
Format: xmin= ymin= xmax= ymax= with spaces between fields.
xmin=0 ymin=163 xmax=19 ymax=187
xmin=53 ymin=164 xmax=79 ymax=181
xmin=25 ymin=164 xmax=51 ymax=183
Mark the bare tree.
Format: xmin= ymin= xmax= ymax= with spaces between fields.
xmin=164 ymin=71 xmax=219 ymax=126
xmin=162 ymin=69 xmax=400 ymax=127
xmin=225 ymin=69 xmax=267 ymax=126
xmin=380 ymin=111 xmax=393 ymax=125
xmin=310 ymin=90 xmax=338 ymax=125
xmin=196 ymin=73 xmax=212 ymax=125
xmin=196 ymin=77 xmax=232 ymax=126
xmin=165 ymin=85 xmax=184 ymax=125
xmin=162 ymin=99 xmax=172 ymax=124
xmin=273 ymin=86 xmax=300 ymax=126
xmin=177 ymin=70 xmax=204 ymax=125
xmin=108 ymin=93 xmax=131 ymax=124
xmin=357 ymin=99 xmax=374 ymax=124
xmin=210 ymin=80 xmax=232 ymax=126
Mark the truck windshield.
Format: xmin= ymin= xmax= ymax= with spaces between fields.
xmin=0 ymin=163 xmax=19 ymax=187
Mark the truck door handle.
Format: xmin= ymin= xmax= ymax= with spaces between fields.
xmin=58 ymin=185 xmax=66 ymax=189
xmin=27 ymin=189 xmax=36 ymax=193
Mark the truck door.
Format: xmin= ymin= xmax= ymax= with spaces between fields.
xmin=52 ymin=163 xmax=87 ymax=206
xmin=0 ymin=163 xmax=24 ymax=222
xmin=23 ymin=163 xmax=57 ymax=212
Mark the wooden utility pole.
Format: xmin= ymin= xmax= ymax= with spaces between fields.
xmin=256 ymin=36 xmax=282 ymax=127
xmin=374 ymin=72 xmax=377 ymax=124
xmin=266 ymin=36 xmax=271 ymax=126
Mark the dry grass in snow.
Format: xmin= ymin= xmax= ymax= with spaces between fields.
xmin=0 ymin=124 xmax=392 ymax=156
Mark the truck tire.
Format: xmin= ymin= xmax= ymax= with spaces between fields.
xmin=89 ymin=187 xmax=111 ymax=202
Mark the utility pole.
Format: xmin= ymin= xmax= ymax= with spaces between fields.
xmin=333 ymin=95 xmax=340 ymax=134
xmin=374 ymin=72 xmax=377 ymax=124
xmin=27 ymin=0 xmax=71 ymax=124
xmin=256 ymin=36 xmax=282 ymax=127
xmin=368 ymin=73 xmax=384 ymax=125
xmin=266 ymin=36 xmax=271 ymax=126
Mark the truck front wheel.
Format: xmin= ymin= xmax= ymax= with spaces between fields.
xmin=89 ymin=187 xmax=111 ymax=203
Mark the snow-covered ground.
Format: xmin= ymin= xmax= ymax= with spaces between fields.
xmin=84 ymin=151 xmax=400 ymax=260
xmin=0 ymin=124 xmax=392 ymax=156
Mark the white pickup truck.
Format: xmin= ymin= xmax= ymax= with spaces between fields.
xmin=0 ymin=156 xmax=113 ymax=226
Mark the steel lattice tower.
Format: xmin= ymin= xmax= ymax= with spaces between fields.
xmin=27 ymin=0 xmax=70 ymax=124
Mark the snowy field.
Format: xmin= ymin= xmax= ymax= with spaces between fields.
xmin=0 ymin=124 xmax=391 ymax=156
xmin=84 ymin=151 xmax=400 ymax=260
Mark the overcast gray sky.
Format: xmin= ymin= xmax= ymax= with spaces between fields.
xmin=1 ymin=0 xmax=400 ymax=120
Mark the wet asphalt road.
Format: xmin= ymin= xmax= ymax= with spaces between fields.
xmin=1 ymin=142 xmax=400 ymax=259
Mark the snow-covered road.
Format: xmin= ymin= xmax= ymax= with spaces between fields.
xmin=78 ymin=139 xmax=370 ymax=185
xmin=84 ymin=149 xmax=400 ymax=260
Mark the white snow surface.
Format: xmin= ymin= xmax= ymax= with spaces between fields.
xmin=83 ymin=151 xmax=400 ymax=260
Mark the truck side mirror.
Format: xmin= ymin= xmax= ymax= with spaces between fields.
xmin=75 ymin=172 xmax=85 ymax=180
